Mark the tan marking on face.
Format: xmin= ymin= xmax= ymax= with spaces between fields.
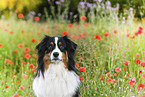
xmin=50 ymin=42 xmax=54 ymax=45
xmin=59 ymin=42 xmax=62 ymax=45
xmin=43 ymin=52 xmax=51 ymax=70
xmin=62 ymin=51 xmax=68 ymax=69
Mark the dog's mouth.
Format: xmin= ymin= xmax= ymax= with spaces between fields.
xmin=49 ymin=58 xmax=63 ymax=62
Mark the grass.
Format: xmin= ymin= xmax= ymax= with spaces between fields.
xmin=0 ymin=17 xmax=145 ymax=97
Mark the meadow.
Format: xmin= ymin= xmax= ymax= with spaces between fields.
xmin=1 ymin=12 xmax=145 ymax=97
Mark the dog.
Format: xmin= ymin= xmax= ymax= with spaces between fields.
xmin=33 ymin=35 xmax=80 ymax=97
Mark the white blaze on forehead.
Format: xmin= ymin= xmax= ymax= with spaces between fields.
xmin=55 ymin=37 xmax=58 ymax=48
xmin=50 ymin=37 xmax=62 ymax=61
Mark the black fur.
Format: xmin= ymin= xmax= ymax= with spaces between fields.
xmin=35 ymin=35 xmax=78 ymax=76
xmin=61 ymin=35 xmax=78 ymax=73
xmin=35 ymin=35 xmax=79 ymax=96
xmin=73 ymin=88 xmax=80 ymax=97
xmin=35 ymin=35 xmax=52 ymax=77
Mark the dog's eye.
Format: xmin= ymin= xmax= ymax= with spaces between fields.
xmin=60 ymin=46 xmax=64 ymax=50
xmin=49 ymin=46 xmax=52 ymax=49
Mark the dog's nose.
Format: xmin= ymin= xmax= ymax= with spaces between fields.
xmin=53 ymin=52 xmax=59 ymax=57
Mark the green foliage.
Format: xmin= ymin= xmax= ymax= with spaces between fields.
xmin=109 ymin=0 xmax=145 ymax=18
xmin=1 ymin=14 xmax=145 ymax=96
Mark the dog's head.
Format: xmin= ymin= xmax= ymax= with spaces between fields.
xmin=36 ymin=35 xmax=77 ymax=77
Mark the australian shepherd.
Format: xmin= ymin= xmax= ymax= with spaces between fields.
xmin=33 ymin=35 xmax=80 ymax=97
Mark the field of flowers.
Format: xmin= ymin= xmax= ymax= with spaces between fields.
xmin=1 ymin=3 xmax=145 ymax=96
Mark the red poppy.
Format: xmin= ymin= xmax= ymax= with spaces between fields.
xmin=62 ymin=31 xmax=69 ymax=36
xmin=131 ymin=35 xmax=135 ymax=39
xmin=139 ymin=26 xmax=143 ymax=30
xmin=68 ymin=24 xmax=73 ymax=28
xmin=34 ymin=17 xmax=40 ymax=21
xmin=75 ymin=25 xmax=79 ymax=28
xmin=126 ymin=33 xmax=130 ymax=37
xmin=136 ymin=31 xmax=140 ymax=36
xmin=138 ymin=30 xmax=143 ymax=34
xmin=71 ymin=35 xmax=76 ymax=39
xmin=5 ymin=85 xmax=9 ymax=89
xmin=32 ymin=69 xmax=36 ymax=72
xmin=136 ymin=59 xmax=141 ymax=64
xmin=7 ymin=23 xmax=10 ymax=26
xmin=115 ymin=67 xmax=121 ymax=73
xmin=17 ymin=81 xmax=20 ymax=84
xmin=123 ymin=67 xmax=126 ymax=71
xmin=84 ymin=23 xmax=89 ymax=27
xmin=29 ymin=64 xmax=35 ymax=68
xmin=106 ymin=72 xmax=111 ymax=77
xmin=33 ymin=54 xmax=37 ymax=59
xmin=32 ymin=38 xmax=36 ymax=43
xmin=124 ymin=61 xmax=130 ymax=66
xmin=141 ymin=62 xmax=145 ymax=67
xmin=76 ymin=36 xmax=80 ymax=39
xmin=107 ymin=78 xmax=112 ymax=82
xmin=21 ymin=30 xmax=24 ymax=33
xmin=19 ymin=85 xmax=24 ymax=90
xmin=24 ymin=47 xmax=30 ymax=52
xmin=0 ymin=43 xmax=3 ymax=48
xmin=78 ymin=57 xmax=83 ymax=61
xmin=13 ymin=93 xmax=19 ymax=97
xmin=75 ymin=63 xmax=79 ymax=67
xmin=38 ymin=40 xmax=41 ymax=43
xmin=4 ymin=29 xmax=8 ymax=32
xmin=79 ymin=67 xmax=86 ymax=72
xmin=100 ymin=76 xmax=104 ymax=81
xmin=79 ymin=76 xmax=83 ymax=81
xmin=110 ymin=79 xmax=117 ymax=84
xmin=142 ymin=51 xmax=145 ymax=54
xmin=1 ymin=81 xmax=4 ymax=84
xmin=11 ymin=74 xmax=15 ymax=78
xmin=142 ymin=73 xmax=145 ymax=78
xmin=127 ymin=74 xmax=130 ymax=77
xmin=9 ymin=31 xmax=14 ymax=34
xmin=128 ymin=77 xmax=135 ymax=87
xmin=113 ymin=29 xmax=118 ymax=34
xmin=24 ymin=53 xmax=31 ymax=59
xmin=80 ymin=16 xmax=87 ymax=21
xmin=141 ymin=95 xmax=145 ymax=97
xmin=96 ymin=88 xmax=97 ymax=91
xmin=139 ymin=70 xmax=142 ymax=73
xmin=137 ymin=83 xmax=145 ymax=91
xmin=136 ymin=53 xmax=140 ymax=57
xmin=22 ymin=62 xmax=26 ymax=65
xmin=23 ymin=74 xmax=28 ymax=80
xmin=18 ymin=13 xmax=23 ymax=18
xmin=104 ymin=32 xmax=110 ymax=37
xmin=18 ymin=44 xmax=24 ymax=48
xmin=79 ymin=33 xmax=86 ymax=38
xmin=94 ymin=34 xmax=101 ymax=41
xmin=114 ymin=73 xmax=117 ymax=76
xmin=8 ymin=60 xmax=13 ymax=65
xmin=13 ymin=50 xmax=18 ymax=53
xmin=5 ymin=59 xmax=13 ymax=65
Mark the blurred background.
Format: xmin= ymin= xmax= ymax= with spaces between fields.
xmin=0 ymin=0 xmax=145 ymax=22
xmin=1 ymin=0 xmax=145 ymax=97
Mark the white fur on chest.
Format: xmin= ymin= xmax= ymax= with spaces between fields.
xmin=33 ymin=62 xmax=80 ymax=97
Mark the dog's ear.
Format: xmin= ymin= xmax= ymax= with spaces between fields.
xmin=63 ymin=35 xmax=78 ymax=54
xmin=36 ymin=35 xmax=50 ymax=77
xmin=36 ymin=35 xmax=50 ymax=51
xmin=63 ymin=35 xmax=78 ymax=72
